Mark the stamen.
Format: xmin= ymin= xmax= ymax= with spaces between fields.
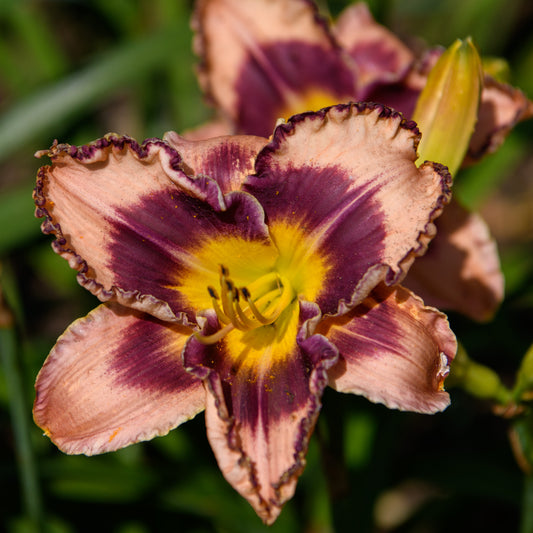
xmin=241 ymin=289 xmax=275 ymax=325
xmin=269 ymin=277 xmax=294 ymax=316
xmin=234 ymin=290 xmax=263 ymax=329
xmin=243 ymin=276 xmax=293 ymax=325
xmin=207 ymin=286 xmax=231 ymax=325
xmin=201 ymin=266 xmax=295 ymax=343
xmin=246 ymin=271 xmax=279 ymax=295
xmin=223 ymin=281 xmax=249 ymax=331
xmin=194 ymin=323 xmax=234 ymax=345
xmin=219 ymin=272 xmax=233 ymax=319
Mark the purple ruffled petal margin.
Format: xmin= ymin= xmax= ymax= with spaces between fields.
xmin=33 ymin=303 xmax=204 ymax=455
xmin=34 ymin=134 xmax=272 ymax=323
xmin=246 ymin=102 xmax=452 ymax=315
xmin=183 ymin=302 xmax=338 ymax=524
xmin=34 ymin=135 xmax=190 ymax=322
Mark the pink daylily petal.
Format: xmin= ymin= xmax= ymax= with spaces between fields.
xmin=181 ymin=117 xmax=234 ymax=141
xmin=246 ymin=102 xmax=452 ymax=315
xmin=403 ymin=199 xmax=504 ymax=322
xmin=34 ymin=135 xmax=271 ymax=322
xmin=365 ymin=47 xmax=444 ymax=121
xmin=164 ymin=131 xmax=268 ymax=194
xmin=322 ymin=284 xmax=456 ymax=413
xmin=467 ymin=75 xmax=533 ymax=163
xmin=184 ymin=303 xmax=338 ymax=524
xmin=33 ymin=303 xmax=204 ymax=455
xmin=333 ymin=2 xmax=414 ymax=96
xmin=193 ymin=0 xmax=356 ymax=136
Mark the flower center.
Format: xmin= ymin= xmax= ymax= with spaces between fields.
xmin=195 ymin=265 xmax=296 ymax=344
xmin=280 ymin=88 xmax=347 ymax=121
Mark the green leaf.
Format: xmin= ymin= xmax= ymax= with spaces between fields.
xmin=0 ymin=24 xmax=183 ymax=162
xmin=0 ymin=183 xmax=41 ymax=254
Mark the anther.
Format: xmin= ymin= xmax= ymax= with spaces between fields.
xmin=241 ymin=287 xmax=276 ymax=325
xmin=207 ymin=285 xmax=230 ymax=325
xmin=234 ymin=289 xmax=263 ymax=329
xmin=224 ymin=282 xmax=249 ymax=331
xmin=199 ymin=266 xmax=295 ymax=343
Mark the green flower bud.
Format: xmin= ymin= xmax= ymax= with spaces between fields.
xmin=514 ymin=343 xmax=533 ymax=402
xmin=412 ymin=38 xmax=483 ymax=176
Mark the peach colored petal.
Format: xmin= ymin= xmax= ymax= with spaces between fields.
xmin=181 ymin=118 xmax=234 ymax=141
xmin=34 ymin=134 xmax=271 ymax=322
xmin=403 ymin=199 xmax=504 ymax=322
xmin=193 ymin=0 xmax=355 ymax=136
xmin=467 ymin=76 xmax=533 ymax=163
xmin=34 ymin=303 xmax=204 ymax=455
xmin=164 ymin=131 xmax=268 ymax=193
xmin=333 ymin=2 xmax=414 ymax=94
xmin=184 ymin=304 xmax=337 ymax=524
xmin=246 ymin=103 xmax=452 ymax=313
xmin=322 ymin=284 xmax=456 ymax=413
xmin=34 ymin=136 xmax=193 ymax=321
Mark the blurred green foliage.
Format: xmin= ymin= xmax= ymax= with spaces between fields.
xmin=1 ymin=1 xmax=532 ymax=532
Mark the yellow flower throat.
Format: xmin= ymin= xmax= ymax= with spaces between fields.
xmin=196 ymin=266 xmax=296 ymax=344
xmin=180 ymin=222 xmax=330 ymax=362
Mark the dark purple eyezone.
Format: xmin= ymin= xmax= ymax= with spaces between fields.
xmin=235 ymin=41 xmax=356 ymax=136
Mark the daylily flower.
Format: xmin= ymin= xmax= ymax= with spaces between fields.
xmin=33 ymin=103 xmax=456 ymax=524
xmin=191 ymin=0 xmax=533 ymax=321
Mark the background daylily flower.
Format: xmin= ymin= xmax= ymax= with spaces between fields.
xmin=191 ymin=0 xmax=533 ymax=322
xmin=192 ymin=0 xmax=533 ymax=159
xmin=33 ymin=103 xmax=456 ymax=524
xmin=192 ymin=0 xmax=532 ymax=157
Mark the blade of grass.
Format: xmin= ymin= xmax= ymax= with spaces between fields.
xmin=0 ymin=23 xmax=182 ymax=162
xmin=7 ymin=3 xmax=68 ymax=83
xmin=0 ymin=183 xmax=41 ymax=254
xmin=521 ymin=475 xmax=533 ymax=533
xmin=0 ymin=263 xmax=43 ymax=531
xmin=0 ymin=37 xmax=27 ymax=94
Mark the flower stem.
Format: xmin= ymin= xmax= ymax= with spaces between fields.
xmin=520 ymin=474 xmax=533 ymax=533
xmin=447 ymin=343 xmax=512 ymax=405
